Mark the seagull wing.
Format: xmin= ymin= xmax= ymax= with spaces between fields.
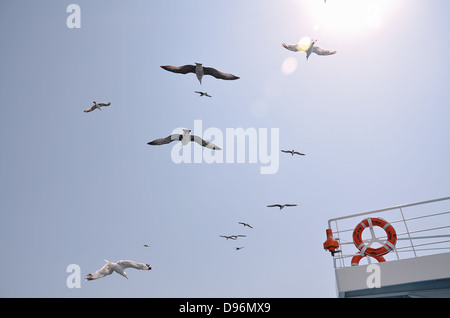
xmin=160 ymin=64 xmax=196 ymax=74
xmin=97 ymin=102 xmax=111 ymax=107
xmin=203 ymin=67 xmax=240 ymax=80
xmin=86 ymin=262 xmax=115 ymax=281
xmin=191 ymin=135 xmax=221 ymax=150
xmin=284 ymin=204 xmax=298 ymax=207
xmin=267 ymin=204 xmax=282 ymax=208
xmin=312 ymin=46 xmax=336 ymax=56
xmin=281 ymin=150 xmax=291 ymax=153
xmin=147 ymin=134 xmax=182 ymax=146
xmin=83 ymin=104 xmax=96 ymax=113
xmin=117 ymin=260 xmax=151 ymax=270
xmin=293 ymin=152 xmax=305 ymax=156
xmin=282 ymin=43 xmax=299 ymax=52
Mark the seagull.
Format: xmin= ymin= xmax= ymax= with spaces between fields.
xmin=161 ymin=63 xmax=240 ymax=84
xmin=281 ymin=150 xmax=305 ymax=156
xmin=235 ymin=247 xmax=244 ymax=250
xmin=267 ymin=204 xmax=298 ymax=210
xmin=85 ymin=260 xmax=151 ymax=281
xmin=195 ymin=91 xmax=212 ymax=97
xmin=220 ymin=235 xmax=237 ymax=240
xmin=83 ymin=101 xmax=111 ymax=113
xmin=147 ymin=129 xmax=221 ymax=150
xmin=238 ymin=222 xmax=253 ymax=229
xmin=143 ymin=244 xmax=150 ymax=247
xmin=282 ymin=37 xmax=336 ymax=60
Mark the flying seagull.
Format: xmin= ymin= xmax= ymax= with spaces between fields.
xmin=160 ymin=63 xmax=240 ymax=84
xmin=231 ymin=235 xmax=247 ymax=239
xmin=83 ymin=101 xmax=111 ymax=113
xmin=220 ymin=235 xmax=237 ymax=240
xmin=281 ymin=150 xmax=305 ymax=156
xmin=220 ymin=235 xmax=246 ymax=240
xmin=147 ymin=129 xmax=221 ymax=150
xmin=238 ymin=222 xmax=253 ymax=229
xmin=235 ymin=247 xmax=244 ymax=250
xmin=267 ymin=204 xmax=298 ymax=210
xmin=195 ymin=91 xmax=212 ymax=97
xmin=143 ymin=244 xmax=150 ymax=247
xmin=282 ymin=37 xmax=336 ymax=60
xmin=85 ymin=260 xmax=151 ymax=281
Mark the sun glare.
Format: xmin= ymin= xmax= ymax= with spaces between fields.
xmin=304 ymin=0 xmax=400 ymax=34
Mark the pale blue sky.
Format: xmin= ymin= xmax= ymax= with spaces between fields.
xmin=1 ymin=0 xmax=449 ymax=297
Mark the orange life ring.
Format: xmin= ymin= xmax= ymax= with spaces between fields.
xmin=351 ymin=253 xmax=386 ymax=266
xmin=352 ymin=217 xmax=397 ymax=257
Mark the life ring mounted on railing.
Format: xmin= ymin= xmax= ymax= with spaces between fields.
xmin=352 ymin=217 xmax=397 ymax=257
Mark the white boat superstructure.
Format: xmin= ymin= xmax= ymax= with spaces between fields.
xmin=324 ymin=196 xmax=450 ymax=298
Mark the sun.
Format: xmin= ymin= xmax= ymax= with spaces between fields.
xmin=303 ymin=0 xmax=400 ymax=34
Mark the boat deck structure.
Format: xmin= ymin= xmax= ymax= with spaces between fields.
xmin=325 ymin=196 xmax=450 ymax=298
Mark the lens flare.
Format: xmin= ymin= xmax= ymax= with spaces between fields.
xmin=281 ymin=57 xmax=298 ymax=75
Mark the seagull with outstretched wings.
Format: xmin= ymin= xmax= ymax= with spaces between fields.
xmin=281 ymin=150 xmax=305 ymax=156
xmin=161 ymin=63 xmax=239 ymax=84
xmin=85 ymin=260 xmax=151 ymax=281
xmin=282 ymin=37 xmax=336 ymax=60
xmin=83 ymin=101 xmax=111 ymax=113
xmin=267 ymin=204 xmax=298 ymax=210
xmin=195 ymin=91 xmax=212 ymax=97
xmin=220 ymin=235 xmax=237 ymax=240
xmin=238 ymin=222 xmax=253 ymax=229
xmin=147 ymin=129 xmax=221 ymax=150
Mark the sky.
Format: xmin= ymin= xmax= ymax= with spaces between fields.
xmin=0 ymin=0 xmax=449 ymax=298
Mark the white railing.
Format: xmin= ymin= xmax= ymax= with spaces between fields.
xmin=327 ymin=196 xmax=450 ymax=268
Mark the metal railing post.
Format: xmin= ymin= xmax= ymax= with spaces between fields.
xmin=400 ymin=207 xmax=417 ymax=258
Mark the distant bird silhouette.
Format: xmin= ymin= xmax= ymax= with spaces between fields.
xmin=86 ymin=260 xmax=151 ymax=281
xmin=267 ymin=204 xmax=298 ymax=210
xmin=195 ymin=91 xmax=212 ymax=97
xmin=235 ymin=247 xmax=244 ymax=250
xmin=281 ymin=150 xmax=305 ymax=156
xmin=83 ymin=101 xmax=111 ymax=113
xmin=238 ymin=222 xmax=253 ymax=229
xmin=220 ymin=235 xmax=246 ymax=240
xmin=161 ymin=63 xmax=240 ymax=84
xmin=143 ymin=244 xmax=150 ymax=247
xmin=147 ymin=129 xmax=221 ymax=150
xmin=220 ymin=235 xmax=237 ymax=240
xmin=282 ymin=37 xmax=336 ymax=60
